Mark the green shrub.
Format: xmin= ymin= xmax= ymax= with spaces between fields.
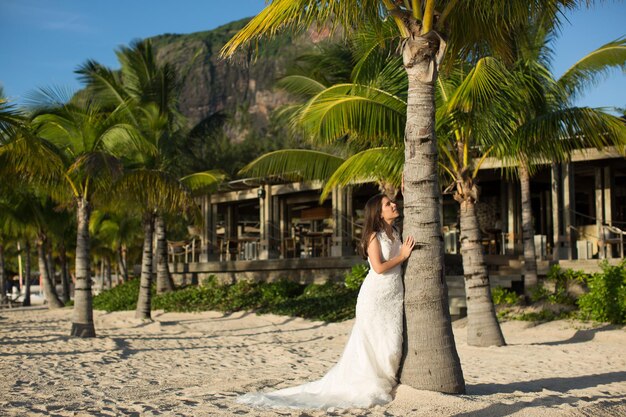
xmin=516 ymin=309 xmax=574 ymax=322
xmin=92 ymin=278 xmax=143 ymax=312
xmin=578 ymin=260 xmax=626 ymax=324
xmin=258 ymin=280 xmax=303 ymax=305
xmin=344 ymin=263 xmax=369 ymax=290
xmin=261 ymin=281 xmax=358 ymax=322
xmin=527 ymin=265 xmax=584 ymax=306
xmin=88 ymin=274 xmax=359 ymax=322
xmin=491 ymin=287 xmax=520 ymax=306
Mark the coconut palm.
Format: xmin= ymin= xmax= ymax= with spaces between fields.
xmin=78 ymin=40 xmax=228 ymax=309
xmin=222 ymin=0 xmax=585 ymax=392
xmin=8 ymin=91 xmax=134 ymax=336
xmin=242 ymin=24 xmax=407 ymax=198
xmin=499 ymin=22 xmax=626 ymax=293
xmin=77 ymin=39 xmax=187 ymax=295
xmin=246 ymin=43 xmax=513 ymax=347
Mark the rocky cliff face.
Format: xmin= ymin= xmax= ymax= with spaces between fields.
xmin=150 ymin=18 xmax=318 ymax=142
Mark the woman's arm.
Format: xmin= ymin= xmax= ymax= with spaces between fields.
xmin=367 ymin=233 xmax=415 ymax=274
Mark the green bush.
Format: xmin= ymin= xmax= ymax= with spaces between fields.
xmin=491 ymin=287 xmax=520 ymax=306
xmin=515 ymin=309 xmax=574 ymax=322
xmin=344 ymin=263 xmax=369 ymax=290
xmin=578 ymin=260 xmax=626 ymax=324
xmin=261 ymin=281 xmax=358 ymax=322
xmin=94 ymin=275 xmax=358 ymax=322
xmin=527 ymin=265 xmax=585 ymax=306
xmin=92 ymin=278 xmax=143 ymax=312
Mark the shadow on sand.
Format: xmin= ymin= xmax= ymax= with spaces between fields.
xmin=531 ymin=324 xmax=620 ymax=346
xmin=455 ymin=371 xmax=626 ymax=417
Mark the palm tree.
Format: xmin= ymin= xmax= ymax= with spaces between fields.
xmin=221 ymin=0 xmax=582 ymax=392
xmin=246 ymin=43 xmax=511 ymax=347
xmin=433 ymin=58 xmax=518 ymax=347
xmin=77 ymin=41 xmax=227 ymax=315
xmin=77 ymin=40 xmax=186 ymax=295
xmin=18 ymin=91 xmax=133 ymax=336
xmin=500 ymin=23 xmax=626 ymax=293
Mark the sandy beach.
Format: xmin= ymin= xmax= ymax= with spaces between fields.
xmin=0 ymin=307 xmax=624 ymax=417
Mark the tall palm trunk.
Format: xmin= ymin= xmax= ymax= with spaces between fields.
xmin=399 ymin=33 xmax=465 ymax=393
xmin=0 ymin=242 xmax=7 ymax=305
xmin=155 ymin=214 xmax=174 ymax=293
xmin=519 ymin=165 xmax=538 ymax=293
xmin=105 ymin=257 xmax=112 ymax=289
xmin=46 ymin=243 xmax=55 ymax=290
xmin=117 ymin=245 xmax=128 ymax=282
xmin=459 ymin=199 xmax=505 ymax=347
xmin=37 ymin=233 xmax=63 ymax=308
xmin=60 ymin=245 xmax=70 ymax=303
xmin=71 ymin=198 xmax=95 ymax=337
xmin=22 ymin=241 xmax=32 ymax=307
xmin=136 ymin=212 xmax=155 ymax=320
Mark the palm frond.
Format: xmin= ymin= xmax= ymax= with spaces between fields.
xmin=179 ymin=170 xmax=227 ymax=195
xmin=446 ymin=57 xmax=510 ymax=113
xmin=510 ymin=107 xmax=626 ymax=167
xmin=110 ymin=169 xmax=197 ymax=216
xmin=297 ymin=83 xmax=406 ymax=147
xmin=321 ymin=146 xmax=403 ymax=200
xmin=0 ymin=97 xmax=24 ymax=140
xmin=558 ymin=37 xmax=626 ymax=102
xmin=276 ymin=75 xmax=328 ymax=99
xmin=239 ymin=149 xmax=344 ymax=181
xmin=75 ymin=59 xmax=129 ymax=109
xmin=220 ymin=0 xmax=381 ymax=58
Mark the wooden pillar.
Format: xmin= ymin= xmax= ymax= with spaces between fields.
xmin=200 ymin=195 xmax=211 ymax=261
xmin=210 ymin=203 xmax=218 ymax=257
xmin=595 ymin=167 xmax=605 ymax=259
xmin=551 ymin=163 xmax=561 ymax=260
xmin=563 ymin=163 xmax=574 ymax=260
xmin=259 ymin=185 xmax=276 ymax=259
xmin=603 ymin=166 xmax=614 ymax=258
xmin=507 ymin=180 xmax=516 ymax=253
xmin=226 ymin=205 xmax=236 ymax=240
xmin=604 ymin=166 xmax=613 ymax=226
xmin=278 ymin=197 xmax=286 ymax=259
xmin=331 ymin=186 xmax=352 ymax=257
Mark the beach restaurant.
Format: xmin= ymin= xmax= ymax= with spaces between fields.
xmin=169 ymin=147 xmax=625 ymax=296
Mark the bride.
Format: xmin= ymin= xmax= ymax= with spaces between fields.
xmin=237 ymin=194 xmax=415 ymax=409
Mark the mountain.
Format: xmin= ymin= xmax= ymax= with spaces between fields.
xmin=149 ymin=18 xmax=320 ymax=143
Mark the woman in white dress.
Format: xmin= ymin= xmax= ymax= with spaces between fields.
xmin=237 ymin=194 xmax=415 ymax=410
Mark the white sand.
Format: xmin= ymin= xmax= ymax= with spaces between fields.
xmin=0 ymin=307 xmax=624 ymax=416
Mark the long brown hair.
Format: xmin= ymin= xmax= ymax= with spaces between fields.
xmin=359 ymin=194 xmax=387 ymax=260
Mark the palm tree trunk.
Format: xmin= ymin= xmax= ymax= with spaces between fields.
xmin=46 ymin=243 xmax=55 ymax=290
xmin=22 ymin=241 xmax=31 ymax=307
xmin=135 ymin=212 xmax=155 ymax=320
xmin=70 ymin=198 xmax=95 ymax=337
xmin=105 ymin=257 xmax=112 ymax=290
xmin=399 ymin=33 xmax=465 ymax=393
xmin=37 ymin=233 xmax=63 ymax=308
xmin=0 ymin=242 xmax=7 ymax=305
xmin=519 ymin=165 xmax=538 ymax=294
xmin=118 ymin=244 xmax=129 ymax=282
xmin=60 ymin=245 xmax=70 ymax=304
xmin=459 ymin=199 xmax=505 ymax=347
xmin=99 ymin=259 xmax=104 ymax=291
xmin=155 ymin=214 xmax=174 ymax=293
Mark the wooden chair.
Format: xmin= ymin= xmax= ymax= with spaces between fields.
xmin=601 ymin=225 xmax=624 ymax=259
xmin=282 ymin=237 xmax=298 ymax=258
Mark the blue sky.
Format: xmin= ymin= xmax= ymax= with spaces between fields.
xmin=1 ymin=0 xmax=624 ymax=111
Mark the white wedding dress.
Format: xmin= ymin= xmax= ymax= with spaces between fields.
xmin=237 ymin=230 xmax=404 ymax=410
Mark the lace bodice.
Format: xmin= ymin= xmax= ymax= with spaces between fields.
xmin=367 ymin=229 xmax=402 ymax=274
